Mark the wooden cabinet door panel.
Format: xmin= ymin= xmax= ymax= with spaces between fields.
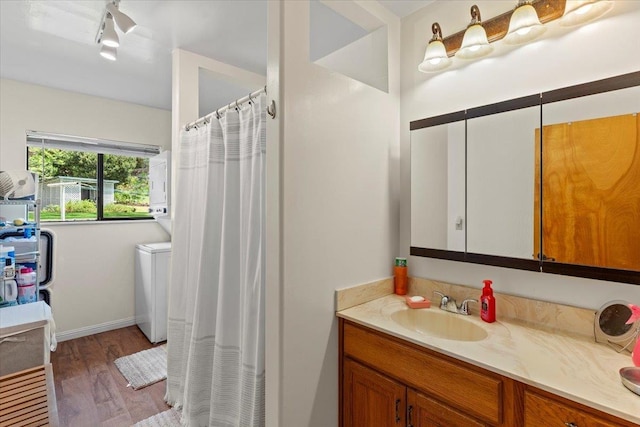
xmin=524 ymin=390 xmax=621 ymax=427
xmin=343 ymin=322 xmax=503 ymax=425
xmin=343 ymin=358 xmax=406 ymax=427
xmin=535 ymin=114 xmax=640 ymax=269
xmin=408 ymin=389 xmax=487 ymax=427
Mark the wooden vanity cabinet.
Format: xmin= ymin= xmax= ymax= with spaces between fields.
xmin=339 ymin=319 xmax=637 ymax=427
xmin=407 ymin=389 xmax=488 ymax=427
xmin=343 ymin=356 xmax=489 ymax=427
xmin=343 ymin=358 xmax=407 ymax=426
xmin=523 ymin=388 xmax=635 ymax=427
xmin=340 ymin=319 xmax=518 ymax=427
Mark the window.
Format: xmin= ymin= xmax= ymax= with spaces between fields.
xmin=26 ymin=131 xmax=161 ymax=222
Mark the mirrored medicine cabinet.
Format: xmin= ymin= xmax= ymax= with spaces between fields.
xmin=410 ymin=71 xmax=640 ymax=285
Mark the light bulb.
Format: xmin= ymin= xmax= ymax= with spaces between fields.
xmin=560 ymin=1 xmax=613 ymax=26
xmin=455 ymin=7 xmax=493 ymax=61
xmin=576 ymin=4 xmax=592 ymax=14
xmin=517 ymin=27 xmax=531 ymax=36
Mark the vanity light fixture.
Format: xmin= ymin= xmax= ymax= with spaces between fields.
xmin=560 ymin=0 xmax=613 ymax=26
xmin=95 ymin=0 xmax=136 ymax=61
xmin=504 ymin=0 xmax=546 ymax=45
xmin=455 ymin=5 xmax=493 ymax=60
xmin=418 ymin=0 xmax=614 ymax=74
xmin=418 ymin=23 xmax=452 ymax=73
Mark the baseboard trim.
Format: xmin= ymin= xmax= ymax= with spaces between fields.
xmin=56 ymin=317 xmax=136 ymax=342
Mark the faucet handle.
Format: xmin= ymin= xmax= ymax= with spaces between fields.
xmin=460 ymin=299 xmax=477 ymax=315
xmin=433 ymin=291 xmax=448 ymax=309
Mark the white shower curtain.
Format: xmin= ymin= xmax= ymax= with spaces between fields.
xmin=166 ymin=94 xmax=266 ymax=427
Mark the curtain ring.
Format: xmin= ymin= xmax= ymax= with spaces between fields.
xmin=248 ymin=92 xmax=254 ymax=104
xmin=216 ymin=110 xmax=221 ymax=119
xmin=235 ymin=100 xmax=240 ymax=111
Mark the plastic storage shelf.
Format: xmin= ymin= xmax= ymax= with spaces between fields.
xmin=0 ymin=199 xmax=41 ymax=307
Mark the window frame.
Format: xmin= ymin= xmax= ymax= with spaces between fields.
xmin=26 ymin=131 xmax=161 ymax=223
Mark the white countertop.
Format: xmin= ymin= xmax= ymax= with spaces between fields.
xmin=337 ymin=294 xmax=640 ymax=425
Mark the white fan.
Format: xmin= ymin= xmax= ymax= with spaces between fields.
xmin=0 ymin=170 xmax=37 ymax=200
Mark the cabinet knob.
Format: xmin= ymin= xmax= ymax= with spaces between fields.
xmin=395 ymin=399 xmax=401 ymax=423
xmin=564 ymin=423 xmax=578 ymax=427
xmin=407 ymin=405 xmax=413 ymax=427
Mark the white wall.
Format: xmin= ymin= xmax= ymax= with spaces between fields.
xmin=272 ymin=1 xmax=400 ymax=425
xmin=0 ymin=79 xmax=171 ymax=336
xmin=400 ymin=2 xmax=640 ymax=307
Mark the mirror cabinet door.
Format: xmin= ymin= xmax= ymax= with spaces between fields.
xmin=466 ymin=106 xmax=541 ymax=261
xmin=411 ymin=121 xmax=465 ymax=251
xmin=541 ymin=86 xmax=640 ymax=271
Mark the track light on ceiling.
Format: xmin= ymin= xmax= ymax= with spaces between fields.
xmin=100 ymin=45 xmax=117 ymax=61
xmin=101 ymin=14 xmax=119 ymax=48
xmin=504 ymin=0 xmax=546 ymax=45
xmin=418 ymin=23 xmax=451 ymax=73
xmin=560 ymin=0 xmax=613 ymax=26
xmin=456 ymin=5 xmax=493 ymax=60
xmin=96 ymin=0 xmax=136 ymax=61
xmin=106 ymin=2 xmax=137 ymax=34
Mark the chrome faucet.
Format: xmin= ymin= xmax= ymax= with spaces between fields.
xmin=433 ymin=291 xmax=477 ymax=316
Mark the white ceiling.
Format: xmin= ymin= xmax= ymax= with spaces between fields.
xmin=0 ymin=0 xmax=434 ymax=113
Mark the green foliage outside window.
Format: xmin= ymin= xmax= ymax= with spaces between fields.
xmin=28 ymin=146 xmax=152 ymax=221
xmin=65 ymin=200 xmax=96 ymax=213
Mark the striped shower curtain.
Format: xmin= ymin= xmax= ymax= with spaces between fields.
xmin=166 ymin=94 xmax=266 ymax=426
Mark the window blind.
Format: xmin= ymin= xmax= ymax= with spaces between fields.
xmin=26 ymin=131 xmax=161 ymax=158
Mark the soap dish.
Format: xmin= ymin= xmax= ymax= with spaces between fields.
xmin=620 ymin=367 xmax=640 ymax=396
xmin=405 ymin=296 xmax=431 ymax=309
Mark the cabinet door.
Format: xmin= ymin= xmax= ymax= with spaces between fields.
xmin=343 ymin=358 xmax=406 ymax=427
xmin=524 ymin=390 xmax=621 ymax=427
xmin=407 ymin=389 xmax=487 ymax=427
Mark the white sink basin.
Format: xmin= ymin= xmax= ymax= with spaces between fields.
xmin=390 ymin=309 xmax=488 ymax=342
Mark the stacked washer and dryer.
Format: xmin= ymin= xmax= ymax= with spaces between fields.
xmin=134 ymin=151 xmax=171 ymax=343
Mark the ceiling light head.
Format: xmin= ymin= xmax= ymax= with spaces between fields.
xmin=418 ymin=23 xmax=451 ymax=73
xmin=101 ymin=13 xmax=120 ymax=48
xmin=456 ymin=5 xmax=494 ymax=60
xmin=106 ymin=2 xmax=137 ymax=34
xmin=560 ymin=0 xmax=613 ymax=26
xmin=504 ymin=1 xmax=546 ymax=45
xmin=100 ymin=44 xmax=117 ymax=61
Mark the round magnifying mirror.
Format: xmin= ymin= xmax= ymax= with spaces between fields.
xmin=595 ymin=300 xmax=638 ymax=352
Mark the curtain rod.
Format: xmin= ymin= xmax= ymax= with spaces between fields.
xmin=185 ymin=86 xmax=267 ymax=131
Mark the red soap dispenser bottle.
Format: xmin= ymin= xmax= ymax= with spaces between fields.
xmin=480 ymin=279 xmax=496 ymax=323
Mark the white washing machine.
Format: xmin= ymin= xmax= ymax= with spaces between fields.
xmin=135 ymin=242 xmax=171 ymax=343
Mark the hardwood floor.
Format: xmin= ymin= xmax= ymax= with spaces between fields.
xmin=51 ymin=326 xmax=170 ymax=426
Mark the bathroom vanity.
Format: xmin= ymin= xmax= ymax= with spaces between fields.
xmin=337 ymin=292 xmax=640 ymax=427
